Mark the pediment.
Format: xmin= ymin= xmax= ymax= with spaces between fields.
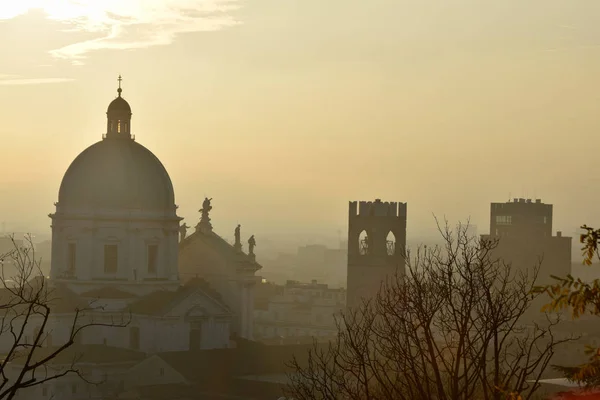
xmin=185 ymin=305 xmax=207 ymax=318
xmin=179 ymin=231 xmax=262 ymax=276
xmin=165 ymin=289 xmax=230 ymax=318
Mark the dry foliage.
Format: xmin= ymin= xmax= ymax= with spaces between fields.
xmin=532 ymin=225 xmax=600 ymax=387
xmin=0 ymin=235 xmax=130 ymax=400
xmin=287 ymin=220 xmax=573 ymax=400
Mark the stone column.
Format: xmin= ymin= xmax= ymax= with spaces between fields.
xmin=246 ymin=282 xmax=255 ymax=340
xmin=127 ymin=226 xmax=137 ymax=281
xmin=240 ymin=281 xmax=247 ymax=338
xmin=81 ymin=225 xmax=94 ymax=280
xmin=169 ymin=226 xmax=178 ymax=279
xmin=50 ymin=223 xmax=60 ymax=279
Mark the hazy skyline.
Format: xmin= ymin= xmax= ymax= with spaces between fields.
xmin=1 ymin=0 xmax=599 ymax=241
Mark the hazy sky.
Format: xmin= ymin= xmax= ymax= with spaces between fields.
xmin=0 ymin=0 xmax=599 ymax=245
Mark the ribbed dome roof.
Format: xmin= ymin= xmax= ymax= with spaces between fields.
xmin=58 ymin=138 xmax=175 ymax=212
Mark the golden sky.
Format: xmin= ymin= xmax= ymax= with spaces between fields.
xmin=0 ymin=0 xmax=599 ymax=243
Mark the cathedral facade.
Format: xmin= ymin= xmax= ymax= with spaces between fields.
xmin=41 ymin=79 xmax=259 ymax=354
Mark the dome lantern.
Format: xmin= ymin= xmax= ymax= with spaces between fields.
xmin=106 ymin=75 xmax=132 ymax=139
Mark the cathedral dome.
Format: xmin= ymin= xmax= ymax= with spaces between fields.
xmin=58 ymin=77 xmax=174 ymax=213
xmin=58 ymin=139 xmax=175 ymax=212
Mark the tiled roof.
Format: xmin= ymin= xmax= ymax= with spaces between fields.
xmin=8 ymin=344 xmax=145 ymax=365
xmin=180 ymin=229 xmax=262 ymax=272
xmin=128 ymin=278 xmax=229 ymax=316
xmin=157 ymin=341 xmax=328 ymax=385
xmin=80 ymin=286 xmax=138 ymax=299
xmin=0 ymin=279 xmax=87 ymax=315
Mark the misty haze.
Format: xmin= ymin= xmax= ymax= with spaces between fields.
xmin=0 ymin=1 xmax=599 ymax=399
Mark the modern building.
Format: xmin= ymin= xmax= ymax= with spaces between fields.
xmin=489 ymin=198 xmax=553 ymax=238
xmin=481 ymin=198 xmax=571 ymax=321
xmin=482 ymin=198 xmax=571 ymax=284
xmin=346 ymin=199 xmax=407 ymax=309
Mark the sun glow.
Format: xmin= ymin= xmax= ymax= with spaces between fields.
xmin=0 ymin=0 xmax=240 ymax=62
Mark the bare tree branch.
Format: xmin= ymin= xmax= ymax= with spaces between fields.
xmin=286 ymin=220 xmax=575 ymax=400
xmin=0 ymin=234 xmax=130 ymax=400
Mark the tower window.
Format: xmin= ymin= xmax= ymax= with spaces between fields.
xmin=104 ymin=244 xmax=118 ymax=274
xmin=386 ymin=231 xmax=396 ymax=256
xmin=117 ymin=120 xmax=121 ymax=133
xmin=147 ymin=244 xmax=158 ymax=274
xmin=67 ymin=243 xmax=76 ymax=275
xmin=358 ymin=230 xmax=369 ymax=255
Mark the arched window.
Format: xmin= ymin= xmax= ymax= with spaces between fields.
xmin=386 ymin=231 xmax=396 ymax=256
xmin=358 ymin=230 xmax=369 ymax=255
xmin=117 ymin=120 xmax=122 ymax=133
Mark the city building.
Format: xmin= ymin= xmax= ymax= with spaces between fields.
xmin=346 ymin=199 xmax=407 ymax=309
xmin=482 ymin=198 xmax=571 ymax=284
xmin=481 ymin=198 xmax=572 ymax=320
xmin=253 ymin=279 xmax=345 ymax=343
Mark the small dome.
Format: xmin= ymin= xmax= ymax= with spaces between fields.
xmin=107 ymin=96 xmax=131 ymax=114
xmin=58 ymin=138 xmax=175 ymax=213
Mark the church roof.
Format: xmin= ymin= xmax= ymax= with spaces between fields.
xmin=129 ymin=278 xmax=229 ymax=316
xmin=57 ymin=137 xmax=176 ymax=213
xmin=56 ymin=78 xmax=176 ymax=214
xmin=156 ymin=341 xmax=327 ymax=384
xmin=79 ymin=286 xmax=138 ymax=299
xmin=8 ymin=344 xmax=145 ymax=366
xmin=180 ymin=230 xmax=262 ymax=273
xmin=0 ymin=278 xmax=87 ymax=315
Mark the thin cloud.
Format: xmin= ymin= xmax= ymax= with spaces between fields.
xmin=0 ymin=77 xmax=74 ymax=86
xmin=1 ymin=0 xmax=242 ymax=64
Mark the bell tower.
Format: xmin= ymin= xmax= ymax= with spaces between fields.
xmin=346 ymin=199 xmax=407 ymax=309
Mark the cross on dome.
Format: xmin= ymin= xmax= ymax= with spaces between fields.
xmin=117 ymin=75 xmax=123 ymax=97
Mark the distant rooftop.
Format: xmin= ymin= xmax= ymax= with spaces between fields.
xmin=285 ymin=279 xmax=345 ymax=292
xmin=500 ymin=198 xmax=546 ymax=205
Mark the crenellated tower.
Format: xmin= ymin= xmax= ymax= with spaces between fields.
xmin=346 ymin=199 xmax=407 ymax=309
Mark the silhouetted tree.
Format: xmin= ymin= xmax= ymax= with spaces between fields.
xmin=287 ymin=220 xmax=572 ymax=400
xmin=533 ymin=225 xmax=600 ymax=387
xmin=0 ymin=235 xmax=130 ymax=400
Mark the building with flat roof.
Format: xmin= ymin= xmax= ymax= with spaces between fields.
xmin=489 ymin=198 xmax=552 ymax=238
xmin=482 ymin=198 xmax=571 ymax=320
